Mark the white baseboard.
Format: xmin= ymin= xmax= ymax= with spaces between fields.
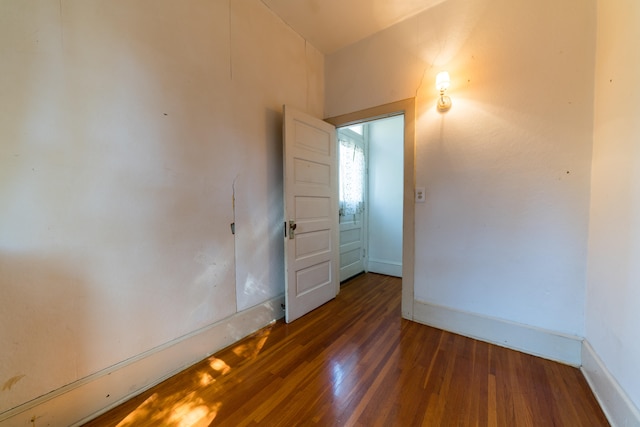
xmin=581 ymin=340 xmax=640 ymax=427
xmin=412 ymin=299 xmax=582 ymax=366
xmin=0 ymin=295 xmax=285 ymax=427
xmin=367 ymin=258 xmax=402 ymax=277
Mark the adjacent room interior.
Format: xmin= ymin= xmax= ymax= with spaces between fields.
xmin=338 ymin=115 xmax=404 ymax=282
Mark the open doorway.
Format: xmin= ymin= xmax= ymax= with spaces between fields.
xmin=326 ymin=98 xmax=415 ymax=320
xmin=337 ymin=115 xmax=404 ymax=282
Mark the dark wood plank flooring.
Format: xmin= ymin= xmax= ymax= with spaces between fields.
xmin=84 ymin=273 xmax=608 ymax=426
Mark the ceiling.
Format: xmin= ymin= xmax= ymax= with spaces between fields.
xmin=261 ymin=0 xmax=444 ymax=54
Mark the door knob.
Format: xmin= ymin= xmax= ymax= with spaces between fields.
xmin=289 ymin=220 xmax=297 ymax=239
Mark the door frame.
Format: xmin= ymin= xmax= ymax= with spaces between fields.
xmin=326 ymin=98 xmax=415 ymax=320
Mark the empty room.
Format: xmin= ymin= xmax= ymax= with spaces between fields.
xmin=1 ymin=0 xmax=638 ymax=426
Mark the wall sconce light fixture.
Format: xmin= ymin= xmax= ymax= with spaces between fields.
xmin=436 ymin=71 xmax=452 ymax=112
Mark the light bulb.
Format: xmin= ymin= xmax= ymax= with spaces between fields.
xmin=436 ymin=71 xmax=450 ymax=91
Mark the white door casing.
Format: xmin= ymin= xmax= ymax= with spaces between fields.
xmin=283 ymin=105 xmax=339 ymax=323
xmin=325 ymin=98 xmax=416 ymax=320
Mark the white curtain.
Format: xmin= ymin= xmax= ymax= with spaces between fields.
xmin=339 ymin=137 xmax=365 ymax=217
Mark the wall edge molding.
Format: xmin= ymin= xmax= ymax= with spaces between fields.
xmin=0 ymin=295 xmax=285 ymax=427
xmin=367 ymin=259 xmax=402 ymax=277
xmin=412 ymin=299 xmax=582 ymax=366
xmin=581 ymin=340 xmax=640 ymax=427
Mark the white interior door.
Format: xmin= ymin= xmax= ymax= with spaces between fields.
xmin=338 ymin=126 xmax=367 ymax=281
xmin=283 ymin=105 xmax=338 ymax=323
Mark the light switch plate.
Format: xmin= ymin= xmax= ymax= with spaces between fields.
xmin=415 ymin=187 xmax=426 ymax=203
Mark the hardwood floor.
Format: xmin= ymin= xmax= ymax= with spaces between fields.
xmin=84 ymin=273 xmax=608 ymax=427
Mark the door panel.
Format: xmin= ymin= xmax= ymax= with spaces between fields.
xmin=283 ymin=105 xmax=338 ymax=323
xmin=338 ymin=127 xmax=367 ymax=281
xmin=296 ymin=230 xmax=331 ymax=258
xmin=339 ymin=217 xmax=365 ymax=280
xmin=294 ymin=159 xmax=331 ymax=185
xmin=296 ymin=261 xmax=331 ymax=294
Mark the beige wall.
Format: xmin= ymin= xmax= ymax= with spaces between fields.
xmin=0 ymin=0 xmax=323 ymax=415
xmin=587 ymin=0 xmax=640 ymax=412
xmin=5 ymin=0 xmax=639 ymax=422
xmin=326 ymin=0 xmax=595 ymax=335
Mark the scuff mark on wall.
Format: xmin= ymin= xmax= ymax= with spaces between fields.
xmin=229 ymin=0 xmax=233 ymax=80
xmin=232 ymin=174 xmax=239 ymax=216
xmin=2 ymin=374 xmax=26 ymax=391
xmin=58 ymin=0 xmax=63 ymax=48
xmin=414 ymin=64 xmax=430 ymax=98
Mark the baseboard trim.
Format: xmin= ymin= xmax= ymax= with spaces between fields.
xmin=581 ymin=340 xmax=640 ymax=427
xmin=367 ymin=259 xmax=402 ymax=277
xmin=0 ymin=295 xmax=285 ymax=427
xmin=412 ymin=299 xmax=582 ymax=366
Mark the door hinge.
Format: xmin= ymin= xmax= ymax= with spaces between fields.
xmin=230 ymin=222 xmax=235 ymax=235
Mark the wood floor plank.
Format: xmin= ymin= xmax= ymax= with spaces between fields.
xmin=84 ymin=273 xmax=609 ymax=427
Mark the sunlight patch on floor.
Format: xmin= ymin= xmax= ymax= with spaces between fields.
xmin=232 ymin=328 xmax=271 ymax=361
xmin=107 ymin=328 xmax=274 ymax=425
xmin=208 ymin=357 xmax=231 ymax=375
xmin=115 ymin=391 xmax=220 ymax=427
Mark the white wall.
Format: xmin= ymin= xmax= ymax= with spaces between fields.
xmin=585 ymin=0 xmax=640 ymax=420
xmin=0 ymin=0 xmax=323 ymax=420
xmin=367 ymin=116 xmax=404 ymax=277
xmin=232 ymin=1 xmax=325 ymax=311
xmin=326 ymin=0 xmax=595 ymax=337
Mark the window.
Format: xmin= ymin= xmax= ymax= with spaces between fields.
xmin=338 ymin=128 xmax=365 ymax=218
